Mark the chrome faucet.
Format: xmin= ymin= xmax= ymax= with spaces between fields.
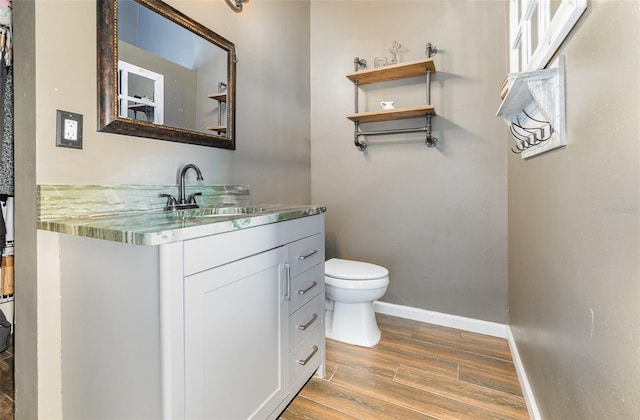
xmin=178 ymin=163 xmax=204 ymax=205
xmin=160 ymin=164 xmax=204 ymax=211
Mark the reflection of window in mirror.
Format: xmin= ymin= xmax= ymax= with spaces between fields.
xmin=118 ymin=60 xmax=164 ymax=124
xmin=509 ymin=0 xmax=587 ymax=73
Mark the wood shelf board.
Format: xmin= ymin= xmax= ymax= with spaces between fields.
xmin=347 ymin=105 xmax=436 ymax=123
xmin=208 ymin=93 xmax=227 ymax=103
xmin=206 ymin=126 xmax=227 ymax=133
xmin=346 ymin=58 xmax=436 ymax=85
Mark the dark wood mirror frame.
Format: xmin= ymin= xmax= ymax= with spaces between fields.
xmin=97 ymin=0 xmax=236 ymax=149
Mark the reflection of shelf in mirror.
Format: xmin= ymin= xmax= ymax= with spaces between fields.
xmin=347 ymin=105 xmax=436 ymax=123
xmin=208 ymin=93 xmax=227 ymax=103
xmin=206 ymin=126 xmax=227 ymax=133
xmin=128 ymin=104 xmax=155 ymax=111
xmin=346 ymin=58 xmax=436 ymax=85
xmin=127 ymin=103 xmax=155 ymax=121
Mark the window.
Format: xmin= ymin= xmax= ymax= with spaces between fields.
xmin=118 ymin=60 xmax=165 ymax=124
xmin=509 ymin=0 xmax=587 ymax=72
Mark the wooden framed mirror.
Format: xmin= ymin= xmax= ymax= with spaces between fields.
xmin=97 ymin=0 xmax=236 ymax=149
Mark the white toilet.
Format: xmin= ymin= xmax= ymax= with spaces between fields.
xmin=324 ymin=258 xmax=389 ymax=347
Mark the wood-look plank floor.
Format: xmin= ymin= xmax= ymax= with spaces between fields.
xmin=0 ymin=336 xmax=13 ymax=420
xmin=280 ymin=314 xmax=529 ymax=420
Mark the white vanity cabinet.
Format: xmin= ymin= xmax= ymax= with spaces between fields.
xmin=57 ymin=213 xmax=325 ymax=419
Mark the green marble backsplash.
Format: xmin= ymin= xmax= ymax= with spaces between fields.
xmin=38 ymin=184 xmax=251 ymax=221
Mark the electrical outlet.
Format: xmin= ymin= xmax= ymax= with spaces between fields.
xmin=56 ymin=110 xmax=83 ymax=149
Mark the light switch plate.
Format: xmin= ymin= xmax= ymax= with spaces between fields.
xmin=56 ymin=110 xmax=83 ymax=149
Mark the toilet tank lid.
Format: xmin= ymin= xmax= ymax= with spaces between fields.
xmin=325 ymin=258 xmax=389 ymax=280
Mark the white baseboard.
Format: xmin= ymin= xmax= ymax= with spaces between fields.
xmin=373 ymin=301 xmax=509 ymax=338
xmin=506 ymin=328 xmax=542 ymax=420
xmin=372 ymin=301 xmax=540 ymax=419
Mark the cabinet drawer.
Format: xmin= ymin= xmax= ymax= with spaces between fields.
xmin=289 ymin=327 xmax=323 ymax=386
xmin=288 ymin=234 xmax=324 ymax=278
xmin=289 ymin=264 xmax=322 ymax=314
xmin=184 ymin=214 xmax=323 ymax=276
xmin=289 ymin=294 xmax=322 ymax=351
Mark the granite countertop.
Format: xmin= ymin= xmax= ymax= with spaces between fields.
xmin=38 ymin=204 xmax=326 ymax=246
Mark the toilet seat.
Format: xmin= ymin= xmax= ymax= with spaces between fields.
xmin=325 ymin=258 xmax=389 ymax=290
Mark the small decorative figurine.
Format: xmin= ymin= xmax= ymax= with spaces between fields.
xmin=389 ymin=41 xmax=401 ymax=65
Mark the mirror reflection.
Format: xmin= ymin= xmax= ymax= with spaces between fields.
xmin=97 ymin=0 xmax=236 ymax=149
xmin=118 ymin=0 xmax=228 ymax=134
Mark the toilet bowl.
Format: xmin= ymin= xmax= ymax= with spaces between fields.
xmin=324 ymin=258 xmax=389 ymax=347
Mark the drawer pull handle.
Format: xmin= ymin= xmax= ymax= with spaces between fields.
xmin=297 ymin=313 xmax=318 ymax=331
xmin=297 ymin=345 xmax=319 ymax=366
xmin=284 ymin=264 xmax=291 ymax=301
xmin=297 ymin=281 xmax=318 ymax=295
xmin=297 ymin=250 xmax=318 ymax=260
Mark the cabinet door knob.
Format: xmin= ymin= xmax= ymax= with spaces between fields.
xmin=297 ymin=313 xmax=318 ymax=331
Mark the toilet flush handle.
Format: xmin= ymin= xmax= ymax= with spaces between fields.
xmin=297 ymin=250 xmax=318 ymax=260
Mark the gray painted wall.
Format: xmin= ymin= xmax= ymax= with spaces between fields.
xmin=508 ymin=1 xmax=640 ymax=418
xmin=310 ymin=1 xmax=510 ymax=323
xmin=13 ymin=1 xmax=38 ymax=418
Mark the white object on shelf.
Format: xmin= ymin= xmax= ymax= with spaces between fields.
xmin=497 ymin=56 xmax=566 ymax=159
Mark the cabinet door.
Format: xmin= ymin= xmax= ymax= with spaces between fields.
xmin=184 ymin=246 xmax=289 ymax=419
